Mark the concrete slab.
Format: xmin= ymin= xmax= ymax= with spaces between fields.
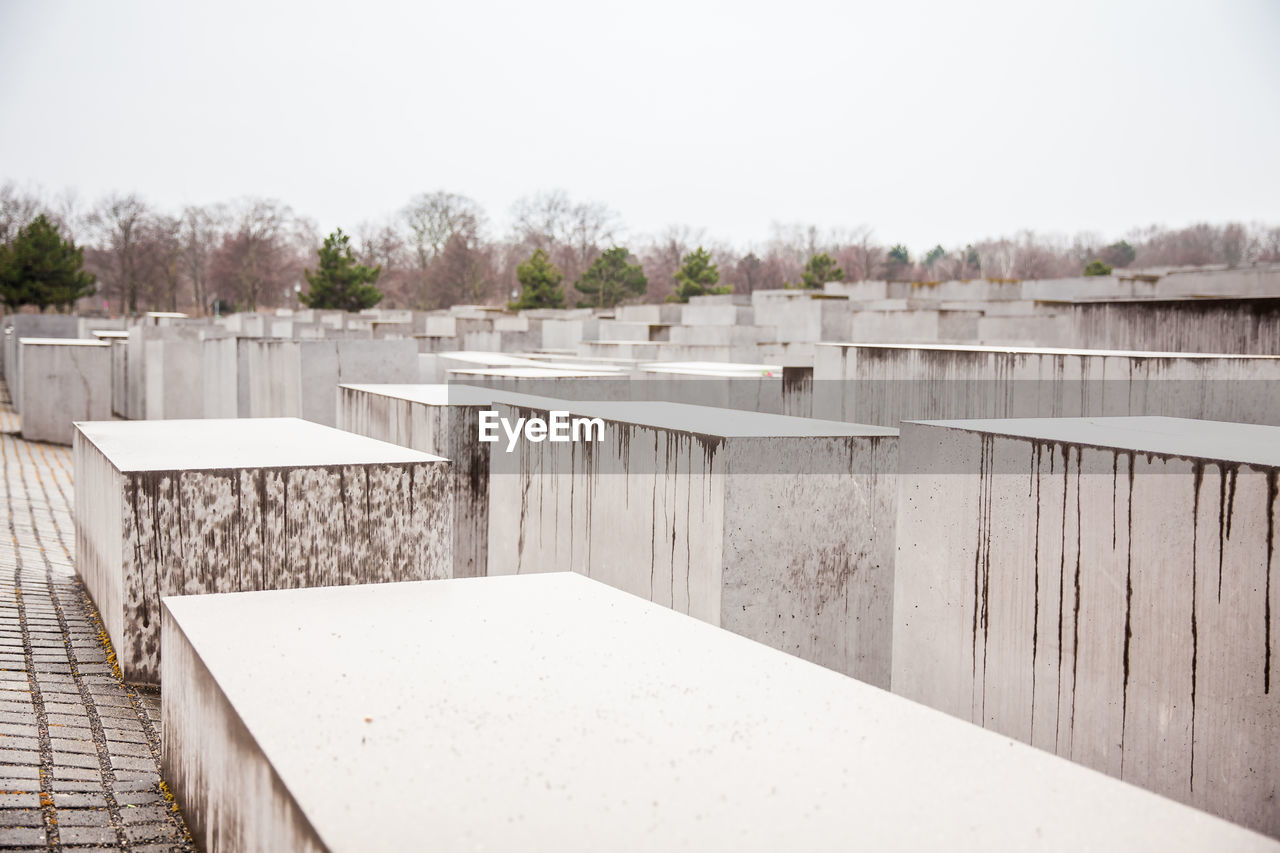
xmin=813 ymin=342 xmax=1280 ymax=428
xmin=337 ymin=384 xmax=494 ymax=579
xmin=244 ymin=339 xmax=418 ymax=426
xmin=893 ymin=416 xmax=1280 ymax=836
xmin=487 ymin=399 xmax=899 ymax=685
xmin=73 ymin=417 xmax=452 ymax=685
xmin=19 ymin=338 xmax=112 ymax=444
xmin=3 ymin=313 xmax=79 ymax=410
xmin=160 ymin=574 xmax=1277 ymax=853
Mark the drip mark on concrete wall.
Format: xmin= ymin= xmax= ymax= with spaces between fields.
xmin=1190 ymin=464 xmax=1202 ymax=791
xmin=1218 ymin=465 xmax=1239 ymax=602
xmin=1055 ymin=443 xmax=1070 ymax=752
xmin=1069 ymin=450 xmax=1083 ymax=754
xmin=1120 ymin=451 xmax=1135 ymax=771
xmin=1266 ymin=470 xmax=1277 ymax=694
xmin=1031 ymin=443 xmax=1042 ymax=741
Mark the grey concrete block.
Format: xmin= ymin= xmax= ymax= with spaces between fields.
xmin=160 ymin=574 xmax=1276 ymax=852
xmin=18 ymin=339 xmax=111 ymax=445
xmin=73 ymin=417 xmax=452 ymax=685
xmin=487 ymin=399 xmax=899 ymax=685
xmin=892 ymin=416 xmax=1280 ymax=836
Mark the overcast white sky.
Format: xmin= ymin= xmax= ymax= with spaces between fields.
xmin=1 ymin=0 xmax=1277 ymax=253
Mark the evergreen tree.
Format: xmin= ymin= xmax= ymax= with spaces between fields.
xmin=667 ymin=247 xmax=730 ymax=303
xmin=574 ymin=247 xmax=647 ymax=308
xmin=300 ymin=229 xmax=383 ymax=311
xmin=509 ymin=248 xmax=566 ymax=310
xmin=797 ymin=252 xmax=844 ymax=289
xmin=0 ymin=214 xmax=96 ymax=312
xmin=1083 ymin=259 xmax=1113 ymax=277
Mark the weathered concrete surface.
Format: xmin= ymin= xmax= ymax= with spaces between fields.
xmin=3 ymin=313 xmax=79 ymax=411
xmin=19 ymin=338 xmax=112 ymax=444
xmin=73 ymin=417 xmax=452 ymax=685
xmin=813 ymin=342 xmax=1280 ymax=428
xmin=160 ymin=574 xmax=1278 ymax=853
xmin=244 ymin=339 xmax=418 ymax=426
xmin=337 ymin=383 xmax=494 ymax=579
xmin=1062 ymin=297 xmax=1280 ymax=354
xmin=487 ymin=399 xmax=898 ymax=685
xmin=893 ymin=416 xmax=1280 ymax=837
xmin=144 ymin=337 xmax=209 ymax=419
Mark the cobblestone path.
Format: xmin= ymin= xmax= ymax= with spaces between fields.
xmin=0 ymin=403 xmax=193 ymax=851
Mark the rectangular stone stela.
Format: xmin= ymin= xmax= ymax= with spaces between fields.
xmin=337 ymin=384 xmax=493 ymax=579
xmin=73 ymin=417 xmax=452 ymax=685
xmin=486 ymin=398 xmax=899 ymax=687
xmin=160 ymin=574 xmax=1276 ymax=853
xmin=19 ymin=337 xmax=112 ymax=445
xmin=893 ymin=416 xmax=1280 ymax=837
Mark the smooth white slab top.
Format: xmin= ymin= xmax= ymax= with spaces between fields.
xmin=437 ymin=351 xmax=547 ymax=367
xmin=640 ymin=361 xmax=784 ymax=374
xmin=74 ymin=417 xmax=444 ymax=471
xmin=341 ymin=385 xmax=892 ymax=437
xmin=913 ymin=416 xmax=1280 ymax=468
xmin=162 ymin=574 xmax=1276 ymax=853
xmin=20 ymin=337 xmax=110 ymax=347
xmin=446 ymin=367 xmax=620 ymax=379
xmin=510 ymin=399 xmax=895 ymax=438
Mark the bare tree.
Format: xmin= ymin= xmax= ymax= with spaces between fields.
xmin=0 ymin=182 xmax=49 ymax=245
xmin=139 ymin=214 xmax=184 ymax=312
xmin=180 ymin=205 xmax=225 ymax=315
xmin=85 ymin=193 xmax=152 ymax=315
xmin=510 ymin=190 xmax=619 ymax=286
xmin=426 ymin=230 xmax=496 ymax=307
xmin=638 ymin=224 xmax=707 ymax=303
xmin=356 ymin=219 xmax=413 ymax=308
xmin=209 ymin=198 xmax=308 ymax=311
xmin=401 ymin=191 xmax=486 ymax=308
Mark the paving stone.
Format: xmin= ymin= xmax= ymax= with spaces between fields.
xmin=0 ymin=827 xmax=45 ymax=845
xmin=52 ymin=793 xmax=106 ymax=808
xmin=0 ymin=396 xmax=194 ymax=850
xmin=56 ymin=825 xmax=118 ymax=845
xmin=111 ymin=755 xmax=155 ymax=773
xmin=0 ymin=810 xmax=41 ymax=828
xmin=53 ymin=766 xmax=102 ymax=782
xmin=123 ymin=822 xmax=180 ymax=843
xmin=54 ymin=807 xmax=111 ymax=827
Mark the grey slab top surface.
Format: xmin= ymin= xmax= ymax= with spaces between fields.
xmin=342 ymin=383 xmax=894 ymax=437
xmin=74 ymin=417 xmax=445 ymax=471
xmin=498 ymin=398 xmax=897 ymax=438
xmin=19 ymin=337 xmax=111 ymax=347
xmin=446 ymin=367 xmax=621 ymax=378
xmin=912 ymin=416 xmax=1280 ymax=468
xmin=817 ymin=341 xmax=1280 ymax=360
xmin=161 ymin=574 xmax=1275 ymax=853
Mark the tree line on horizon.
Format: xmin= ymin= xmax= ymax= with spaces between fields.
xmin=2 ymin=181 xmax=1278 ymax=315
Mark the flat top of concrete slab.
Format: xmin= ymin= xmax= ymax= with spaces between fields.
xmin=640 ymin=365 xmax=782 ymax=378
xmin=19 ymin=337 xmax=110 ymax=347
xmin=912 ymin=416 xmax=1280 ymax=468
xmin=436 ymin=351 xmax=545 ymax=367
xmin=90 ymin=330 xmax=131 ymax=338
xmin=817 ymin=341 xmax=1280 ymax=360
xmin=502 ymin=398 xmax=897 ymax=438
xmin=74 ymin=417 xmax=445 ymax=471
xmin=340 ymin=384 xmax=893 ymax=436
xmin=447 ymin=367 xmax=621 ymax=378
xmin=161 ymin=574 xmax=1275 ymax=853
